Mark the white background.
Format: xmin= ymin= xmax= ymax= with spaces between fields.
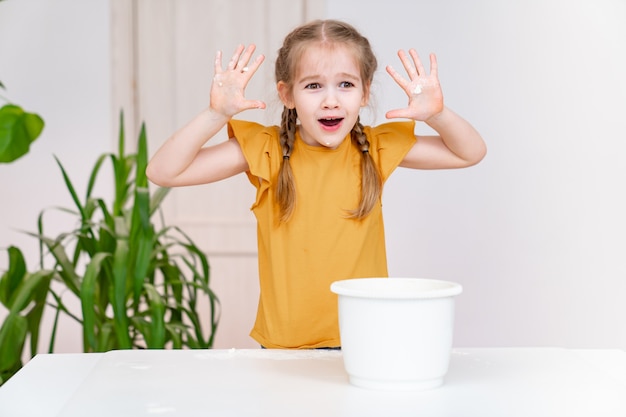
xmin=1 ymin=0 xmax=625 ymax=350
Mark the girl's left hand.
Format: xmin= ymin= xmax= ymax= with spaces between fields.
xmin=385 ymin=49 xmax=444 ymax=122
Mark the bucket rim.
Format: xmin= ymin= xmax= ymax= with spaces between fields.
xmin=330 ymin=277 xmax=462 ymax=299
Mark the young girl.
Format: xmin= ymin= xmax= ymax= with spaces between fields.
xmin=146 ymin=19 xmax=486 ymax=349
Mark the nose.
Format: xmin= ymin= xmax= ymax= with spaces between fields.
xmin=322 ymin=89 xmax=339 ymax=109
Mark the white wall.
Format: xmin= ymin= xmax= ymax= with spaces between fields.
xmin=327 ymin=0 xmax=626 ymax=347
xmin=0 ymin=0 xmax=111 ymax=352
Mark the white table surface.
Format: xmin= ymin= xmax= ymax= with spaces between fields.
xmin=0 ymin=348 xmax=625 ymax=417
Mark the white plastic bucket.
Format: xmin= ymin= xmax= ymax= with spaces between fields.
xmin=330 ymin=277 xmax=462 ymax=391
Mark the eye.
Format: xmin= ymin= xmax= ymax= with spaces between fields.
xmin=339 ymin=81 xmax=355 ymax=88
xmin=305 ymin=83 xmax=321 ymax=89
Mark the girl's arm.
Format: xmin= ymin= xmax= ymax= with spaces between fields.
xmin=146 ymin=44 xmax=266 ymax=187
xmin=385 ymin=49 xmax=487 ymax=169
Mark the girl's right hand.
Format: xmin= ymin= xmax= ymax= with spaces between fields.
xmin=210 ymin=44 xmax=266 ymax=118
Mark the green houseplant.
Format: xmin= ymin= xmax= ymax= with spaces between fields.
xmin=0 ymin=114 xmax=220 ymax=385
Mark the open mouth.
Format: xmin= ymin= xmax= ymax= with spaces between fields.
xmin=318 ymin=117 xmax=344 ymax=127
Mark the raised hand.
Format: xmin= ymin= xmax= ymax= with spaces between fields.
xmin=210 ymin=44 xmax=266 ymax=118
xmin=385 ymin=49 xmax=444 ymax=122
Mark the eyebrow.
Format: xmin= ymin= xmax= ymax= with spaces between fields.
xmin=297 ymin=72 xmax=361 ymax=84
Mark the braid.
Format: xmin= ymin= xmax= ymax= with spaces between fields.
xmin=349 ymin=117 xmax=382 ymax=219
xmin=276 ymin=107 xmax=298 ymax=222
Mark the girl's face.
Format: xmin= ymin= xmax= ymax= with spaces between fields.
xmin=278 ymin=44 xmax=369 ymax=149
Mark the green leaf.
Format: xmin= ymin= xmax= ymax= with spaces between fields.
xmin=111 ymin=237 xmax=131 ymax=349
xmin=35 ymin=234 xmax=80 ymax=295
xmin=0 ymin=104 xmax=44 ymax=163
xmin=135 ymin=123 xmax=148 ymax=188
xmin=117 ymin=111 xmax=125 ymax=160
xmin=112 ymin=112 xmax=130 ymax=216
xmin=150 ymin=187 xmax=170 ymax=215
xmin=6 ymin=270 xmax=53 ymax=313
xmin=97 ymin=322 xmax=115 ymax=352
xmin=165 ymin=323 xmax=183 ymax=349
xmin=0 ymin=314 xmax=28 ymax=372
xmin=0 ymin=246 xmax=27 ymax=306
xmin=143 ymin=283 xmax=165 ymax=348
xmin=47 ymin=302 xmax=62 ymax=354
xmin=53 ymin=155 xmax=86 ymax=221
xmin=85 ymin=153 xmax=113 ymax=201
xmin=26 ymin=271 xmax=54 ymax=357
xmin=80 ymin=252 xmax=110 ymax=352
xmin=129 ymin=186 xmax=154 ymax=304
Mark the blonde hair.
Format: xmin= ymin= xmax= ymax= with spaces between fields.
xmin=275 ymin=19 xmax=381 ymax=222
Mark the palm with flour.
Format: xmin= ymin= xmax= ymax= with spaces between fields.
xmin=385 ymin=49 xmax=444 ymax=122
xmin=210 ymin=44 xmax=266 ymax=118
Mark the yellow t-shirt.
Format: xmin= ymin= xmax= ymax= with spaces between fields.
xmin=228 ymin=119 xmax=416 ymax=348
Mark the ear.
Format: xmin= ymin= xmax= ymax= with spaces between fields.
xmin=277 ymin=81 xmax=295 ymax=109
xmin=361 ymin=82 xmax=371 ymax=107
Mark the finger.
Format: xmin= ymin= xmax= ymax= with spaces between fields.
xmin=385 ymin=65 xmax=409 ymax=90
xmin=214 ymin=50 xmax=223 ymax=74
xmin=241 ymin=52 xmax=265 ymax=78
xmin=409 ymin=49 xmax=426 ymax=77
xmin=213 ymin=51 xmax=224 ymax=87
xmin=237 ymin=44 xmax=257 ymax=70
xmin=247 ymin=53 xmax=265 ymax=74
xmin=385 ymin=108 xmax=411 ymax=120
xmin=227 ymin=44 xmax=245 ymax=70
xmin=397 ymin=49 xmax=418 ymax=80
xmin=242 ymin=99 xmax=267 ymax=110
xmin=429 ymin=53 xmax=438 ymax=77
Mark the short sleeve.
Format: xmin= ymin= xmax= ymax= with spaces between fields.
xmin=228 ymin=119 xmax=281 ymax=188
xmin=227 ymin=119 xmax=283 ymax=211
xmin=365 ymin=121 xmax=416 ymax=181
